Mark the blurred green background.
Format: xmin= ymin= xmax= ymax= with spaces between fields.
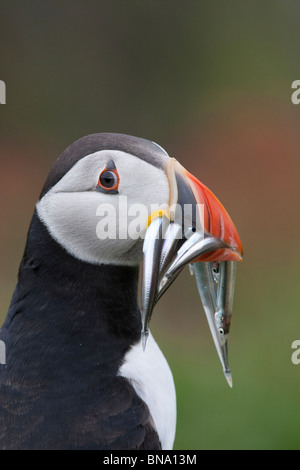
xmin=1 ymin=0 xmax=300 ymax=450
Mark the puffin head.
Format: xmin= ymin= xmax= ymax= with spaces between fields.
xmin=36 ymin=133 xmax=243 ymax=385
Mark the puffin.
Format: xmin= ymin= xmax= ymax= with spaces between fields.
xmin=0 ymin=133 xmax=242 ymax=450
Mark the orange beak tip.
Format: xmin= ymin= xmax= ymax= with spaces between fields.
xmin=183 ymin=169 xmax=243 ymax=262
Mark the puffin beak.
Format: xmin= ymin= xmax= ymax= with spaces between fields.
xmin=141 ymin=158 xmax=243 ymax=386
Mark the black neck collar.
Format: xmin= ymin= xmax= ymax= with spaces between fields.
xmin=21 ymin=210 xmax=140 ymax=293
xmin=4 ymin=211 xmax=142 ymax=376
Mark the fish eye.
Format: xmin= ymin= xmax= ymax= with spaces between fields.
xmin=212 ymin=261 xmax=220 ymax=283
xmin=212 ymin=261 xmax=219 ymax=274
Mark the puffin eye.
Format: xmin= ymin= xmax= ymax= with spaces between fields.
xmin=97 ymin=161 xmax=119 ymax=194
xmin=100 ymin=171 xmax=118 ymax=188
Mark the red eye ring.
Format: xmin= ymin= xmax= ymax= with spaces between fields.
xmin=97 ymin=161 xmax=119 ymax=194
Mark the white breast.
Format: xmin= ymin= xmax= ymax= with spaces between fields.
xmin=118 ymin=332 xmax=177 ymax=450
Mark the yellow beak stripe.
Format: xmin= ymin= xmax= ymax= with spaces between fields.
xmin=146 ymin=209 xmax=170 ymax=228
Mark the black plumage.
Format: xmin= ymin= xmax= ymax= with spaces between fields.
xmin=0 ymin=204 xmax=160 ymax=450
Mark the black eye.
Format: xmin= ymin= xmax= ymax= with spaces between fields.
xmin=99 ymin=171 xmax=118 ymax=188
xmin=212 ymin=261 xmax=220 ymax=283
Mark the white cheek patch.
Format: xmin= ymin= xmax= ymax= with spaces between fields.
xmin=37 ymin=191 xmax=140 ymax=265
xmin=36 ymin=150 xmax=169 ymax=266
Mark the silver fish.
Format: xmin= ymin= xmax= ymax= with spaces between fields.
xmin=163 ymin=235 xmax=228 ymax=281
xmin=141 ymin=215 xmax=169 ymax=349
xmin=191 ymin=261 xmax=234 ymax=387
xmin=215 ymin=261 xmax=237 ymax=336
